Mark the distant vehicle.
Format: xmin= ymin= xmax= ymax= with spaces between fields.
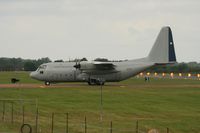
xmin=11 ymin=78 xmax=20 ymax=84
xmin=30 ymin=26 xmax=176 ymax=85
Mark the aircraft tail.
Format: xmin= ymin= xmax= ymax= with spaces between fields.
xmin=148 ymin=26 xmax=177 ymax=64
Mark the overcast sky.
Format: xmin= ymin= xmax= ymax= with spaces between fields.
xmin=0 ymin=0 xmax=199 ymax=62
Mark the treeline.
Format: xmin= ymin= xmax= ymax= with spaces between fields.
xmin=0 ymin=57 xmax=51 ymax=71
xmin=147 ymin=62 xmax=200 ymax=73
xmin=0 ymin=57 xmax=200 ymax=73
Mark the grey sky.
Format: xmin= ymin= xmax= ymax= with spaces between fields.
xmin=0 ymin=0 xmax=200 ymax=62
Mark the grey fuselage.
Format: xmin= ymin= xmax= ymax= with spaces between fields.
xmin=30 ymin=26 xmax=177 ymax=84
xmin=30 ymin=58 xmax=154 ymax=83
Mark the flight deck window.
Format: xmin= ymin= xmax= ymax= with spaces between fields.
xmin=37 ymin=65 xmax=47 ymax=71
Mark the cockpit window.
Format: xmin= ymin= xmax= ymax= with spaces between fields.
xmin=39 ymin=65 xmax=47 ymax=69
xmin=37 ymin=65 xmax=47 ymax=71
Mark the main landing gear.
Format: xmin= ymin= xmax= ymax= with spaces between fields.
xmin=87 ymin=78 xmax=105 ymax=85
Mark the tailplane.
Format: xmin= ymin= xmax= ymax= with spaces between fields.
xmin=148 ymin=26 xmax=176 ymax=64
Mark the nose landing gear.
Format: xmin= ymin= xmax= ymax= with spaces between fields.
xmin=45 ymin=81 xmax=50 ymax=86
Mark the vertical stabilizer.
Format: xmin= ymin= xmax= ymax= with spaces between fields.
xmin=148 ymin=26 xmax=176 ymax=64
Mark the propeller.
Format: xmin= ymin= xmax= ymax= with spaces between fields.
xmin=74 ymin=59 xmax=81 ymax=70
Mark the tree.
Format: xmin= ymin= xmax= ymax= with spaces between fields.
xmin=54 ymin=60 xmax=64 ymax=62
xmin=24 ymin=61 xmax=37 ymax=71
xmin=94 ymin=58 xmax=109 ymax=62
xmin=80 ymin=58 xmax=88 ymax=61
xmin=35 ymin=57 xmax=51 ymax=67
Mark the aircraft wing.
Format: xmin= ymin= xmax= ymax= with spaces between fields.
xmin=79 ymin=61 xmax=118 ymax=74
xmin=93 ymin=62 xmax=116 ymax=70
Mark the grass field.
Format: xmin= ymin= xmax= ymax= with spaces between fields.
xmin=0 ymin=71 xmax=200 ymax=133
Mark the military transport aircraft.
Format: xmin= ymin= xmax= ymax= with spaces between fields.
xmin=30 ymin=26 xmax=176 ymax=85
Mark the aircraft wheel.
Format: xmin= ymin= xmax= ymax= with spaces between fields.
xmin=45 ymin=81 xmax=50 ymax=86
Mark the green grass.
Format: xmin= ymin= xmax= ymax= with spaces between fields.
xmin=0 ymin=71 xmax=200 ymax=133
xmin=0 ymin=71 xmax=41 ymax=84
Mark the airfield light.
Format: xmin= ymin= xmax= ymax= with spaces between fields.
xmin=188 ymin=73 xmax=191 ymax=77
xmin=147 ymin=72 xmax=150 ymax=76
xmin=140 ymin=73 xmax=143 ymax=76
xmin=154 ymin=72 xmax=158 ymax=76
xmin=170 ymin=73 xmax=174 ymax=77
xmin=179 ymin=73 xmax=182 ymax=77
xmin=162 ymin=73 xmax=165 ymax=77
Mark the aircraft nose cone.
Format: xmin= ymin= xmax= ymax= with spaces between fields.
xmin=30 ymin=72 xmax=36 ymax=79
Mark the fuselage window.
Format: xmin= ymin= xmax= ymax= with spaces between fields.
xmin=40 ymin=71 xmax=44 ymax=74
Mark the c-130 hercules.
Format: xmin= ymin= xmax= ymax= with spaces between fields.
xmin=30 ymin=26 xmax=176 ymax=85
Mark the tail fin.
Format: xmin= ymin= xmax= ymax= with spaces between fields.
xmin=148 ymin=26 xmax=177 ymax=64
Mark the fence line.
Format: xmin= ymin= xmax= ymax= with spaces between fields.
xmin=0 ymin=99 xmax=174 ymax=133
